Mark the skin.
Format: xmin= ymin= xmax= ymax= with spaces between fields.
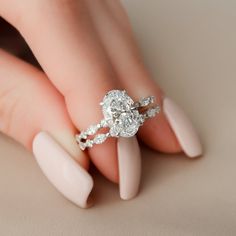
xmin=0 ymin=0 xmax=181 ymax=183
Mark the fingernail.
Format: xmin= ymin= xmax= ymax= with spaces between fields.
xmin=32 ymin=132 xmax=93 ymax=208
xmin=117 ymin=136 xmax=141 ymax=200
xmin=163 ymin=97 xmax=203 ymax=158
xmin=50 ymin=130 xmax=89 ymax=169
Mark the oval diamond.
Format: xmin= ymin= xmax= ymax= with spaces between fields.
xmin=102 ymin=90 xmax=134 ymax=121
xmin=101 ymin=90 xmax=141 ymax=138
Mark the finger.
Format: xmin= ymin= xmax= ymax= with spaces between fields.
xmin=0 ymin=0 xmax=120 ymax=183
xmin=0 ymin=49 xmax=93 ymax=208
xmin=86 ymin=0 xmax=202 ymax=157
xmin=0 ymin=0 xmax=143 ymax=195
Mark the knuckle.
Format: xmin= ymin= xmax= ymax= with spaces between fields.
xmin=14 ymin=0 xmax=79 ymax=31
xmin=49 ymin=0 xmax=75 ymax=5
xmin=0 ymin=84 xmax=22 ymax=135
xmin=34 ymin=0 xmax=79 ymax=17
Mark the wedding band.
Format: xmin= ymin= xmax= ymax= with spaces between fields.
xmin=75 ymin=90 xmax=160 ymax=150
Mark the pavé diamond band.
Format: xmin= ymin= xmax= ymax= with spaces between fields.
xmin=75 ymin=90 xmax=160 ymax=150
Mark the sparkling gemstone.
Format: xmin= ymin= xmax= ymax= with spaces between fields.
xmin=87 ymin=124 xmax=98 ymax=135
xmin=100 ymin=119 xmax=107 ymax=127
xmin=79 ymin=142 xmax=86 ymax=150
xmin=118 ymin=111 xmax=140 ymax=137
xmin=93 ymin=134 xmax=107 ymax=144
xmin=101 ymin=90 xmax=141 ymax=137
xmin=147 ymin=106 xmax=160 ymax=117
xmin=137 ymin=114 xmax=145 ymax=125
xmin=77 ymin=133 xmax=87 ymax=140
xmin=86 ymin=140 xmax=93 ymax=147
xmin=109 ymin=125 xmax=121 ymax=137
xmin=139 ymin=96 xmax=155 ymax=106
xmin=102 ymin=90 xmax=134 ymax=120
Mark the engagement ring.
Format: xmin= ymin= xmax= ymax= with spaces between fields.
xmin=76 ymin=90 xmax=160 ymax=150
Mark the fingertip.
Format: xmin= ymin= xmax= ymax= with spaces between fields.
xmin=49 ymin=129 xmax=90 ymax=169
xmin=89 ymin=138 xmax=119 ymax=184
xmin=138 ymin=111 xmax=182 ymax=154
xmin=33 ymin=130 xmax=90 ymax=169
xmin=32 ymin=131 xmax=94 ymax=208
xmin=163 ymin=97 xmax=203 ymax=158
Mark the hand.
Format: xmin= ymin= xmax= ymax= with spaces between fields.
xmin=0 ymin=0 xmax=202 ymax=208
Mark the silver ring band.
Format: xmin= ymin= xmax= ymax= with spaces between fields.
xmin=76 ymin=90 xmax=160 ymax=150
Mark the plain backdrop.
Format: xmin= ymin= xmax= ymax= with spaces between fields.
xmin=0 ymin=0 xmax=236 ymax=235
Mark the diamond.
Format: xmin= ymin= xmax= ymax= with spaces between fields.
xmin=87 ymin=124 xmax=98 ymax=135
xmin=118 ymin=111 xmax=140 ymax=137
xmin=86 ymin=140 xmax=93 ymax=147
xmin=102 ymin=90 xmax=134 ymax=121
xmin=147 ymin=106 xmax=160 ymax=117
xmin=109 ymin=125 xmax=121 ymax=137
xmin=138 ymin=114 xmax=145 ymax=125
xmin=79 ymin=142 xmax=86 ymax=150
xmin=100 ymin=119 xmax=107 ymax=127
xmin=101 ymin=90 xmax=141 ymax=138
xmin=93 ymin=134 xmax=107 ymax=144
xmin=76 ymin=133 xmax=87 ymax=140
xmin=139 ymin=96 xmax=155 ymax=106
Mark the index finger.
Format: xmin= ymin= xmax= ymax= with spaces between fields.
xmin=0 ymin=0 xmax=142 ymax=199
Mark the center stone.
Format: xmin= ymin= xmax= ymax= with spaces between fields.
xmin=101 ymin=90 xmax=141 ymax=137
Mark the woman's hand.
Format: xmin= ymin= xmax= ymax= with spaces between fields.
xmin=0 ymin=0 xmax=202 ymax=208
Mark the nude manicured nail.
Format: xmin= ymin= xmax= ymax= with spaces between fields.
xmin=117 ymin=136 xmax=141 ymax=200
xmin=163 ymin=97 xmax=203 ymax=158
xmin=32 ymin=132 xmax=93 ymax=208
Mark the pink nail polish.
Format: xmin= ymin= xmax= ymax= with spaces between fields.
xmin=32 ymin=132 xmax=93 ymax=208
xmin=163 ymin=97 xmax=203 ymax=158
xmin=117 ymin=136 xmax=141 ymax=200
